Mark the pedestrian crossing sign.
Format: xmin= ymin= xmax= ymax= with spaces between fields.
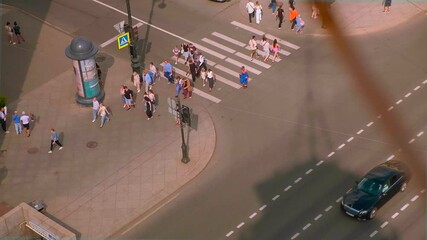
xmin=117 ymin=32 xmax=130 ymax=49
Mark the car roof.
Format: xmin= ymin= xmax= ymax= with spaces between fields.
xmin=364 ymin=162 xmax=402 ymax=183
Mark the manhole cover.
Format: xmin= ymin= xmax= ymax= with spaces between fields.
xmin=27 ymin=148 xmax=39 ymax=154
xmin=95 ymin=56 xmax=106 ymax=63
xmin=86 ymin=141 xmax=98 ymax=148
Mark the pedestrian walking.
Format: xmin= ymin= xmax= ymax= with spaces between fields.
xmin=172 ymin=45 xmax=180 ymax=64
xmin=289 ymin=0 xmax=295 ymax=8
xmin=183 ymin=78 xmax=193 ymax=99
xmin=197 ymin=54 xmax=207 ymax=73
xmin=269 ymin=0 xmax=277 ymax=14
xmin=12 ymin=111 xmax=22 ymax=135
xmin=123 ymin=86 xmax=134 ymax=110
xmin=143 ymin=70 xmax=153 ymax=93
xmin=0 ymin=107 xmax=8 ymax=133
xmin=276 ymin=4 xmax=285 ymax=29
xmin=295 ymin=16 xmax=305 ymax=33
xmin=383 ymin=0 xmax=392 ymax=13
xmin=271 ymin=39 xmax=280 ymax=61
xmin=149 ymin=62 xmax=158 ymax=83
xmin=144 ymin=95 xmax=153 ymax=120
xmin=175 ymin=76 xmax=183 ymax=97
xmin=20 ymin=111 xmax=30 ymax=137
xmin=92 ymin=97 xmax=100 ymax=122
xmin=207 ymin=69 xmax=216 ymax=92
xmin=98 ymin=103 xmax=111 ymax=128
xmin=13 ymin=21 xmax=25 ymax=44
xmin=163 ymin=60 xmax=174 ymax=84
xmin=120 ymin=85 xmax=127 ymax=108
xmin=181 ymin=42 xmax=190 ymax=64
xmin=311 ymin=3 xmax=319 ymax=19
xmin=132 ymin=71 xmax=141 ymax=93
xmin=249 ymin=35 xmax=259 ymax=60
xmin=200 ymin=68 xmax=207 ymax=87
xmin=246 ymin=0 xmax=256 ymax=23
xmin=48 ymin=129 xmax=63 ymax=153
xmin=4 ymin=22 xmax=15 ymax=45
xmin=148 ymin=89 xmax=156 ymax=113
xmin=187 ymin=59 xmax=198 ymax=82
xmin=255 ymin=1 xmax=263 ymax=24
xmin=239 ymin=66 xmax=249 ymax=88
xmin=289 ymin=6 xmax=299 ymax=30
xmin=261 ymin=36 xmax=270 ymax=62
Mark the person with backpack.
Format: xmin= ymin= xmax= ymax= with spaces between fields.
xmin=13 ymin=21 xmax=25 ymax=44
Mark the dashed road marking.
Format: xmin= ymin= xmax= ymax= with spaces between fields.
xmin=388 ymin=106 xmax=394 ymax=111
xmin=408 ymin=138 xmax=415 ymax=144
xmin=259 ymin=205 xmax=267 ymax=211
xmin=314 ymin=214 xmax=323 ymax=221
xmin=249 ymin=212 xmax=257 ymax=219
xmin=231 ymin=21 xmax=265 ymax=35
xmin=366 ymin=121 xmax=374 ymax=127
xmin=377 ymin=114 xmax=382 ymax=119
xmin=338 ymin=144 xmax=345 ymax=150
xmin=370 ymin=230 xmax=378 ymax=238
xmin=387 ymin=155 xmax=395 ymax=161
xmin=381 ymin=221 xmax=389 ymax=228
xmin=417 ymin=131 xmax=424 ymax=137
xmin=284 ymin=185 xmax=292 ymax=191
xmin=272 ymin=195 xmax=280 ymax=201
xmin=396 ymin=99 xmax=403 ymax=104
xmin=327 ymin=152 xmax=335 ymax=157
xmin=400 ymin=203 xmax=410 ymax=211
xmin=347 ymin=137 xmax=354 ymax=142
xmin=294 ymin=177 xmax=302 ymax=183
xmin=421 ymin=189 xmax=425 ymax=193
xmin=302 ymin=223 xmax=311 ymax=230
xmin=325 ymin=206 xmax=333 ymax=212
xmin=404 ymin=92 xmax=412 ymax=98
xmin=357 ymin=129 xmax=364 ymax=134
xmin=316 ymin=160 xmax=324 ymax=166
xmin=391 ymin=212 xmax=399 ymax=219
xmin=336 ymin=197 xmax=343 ymax=203
xmin=305 ymin=169 xmax=313 ymax=175
xmin=414 ymin=85 xmax=421 ymax=91
xmin=291 ymin=232 xmax=300 ymax=240
xmin=423 ymin=79 xmax=427 ymax=84
xmin=237 ymin=222 xmax=245 ymax=228
xmin=411 ymin=195 xmax=419 ymax=202
xmin=226 ymin=231 xmax=234 ymax=237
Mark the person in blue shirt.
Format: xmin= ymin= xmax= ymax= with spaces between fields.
xmin=143 ymin=70 xmax=153 ymax=93
xmin=12 ymin=111 xmax=22 ymax=135
xmin=239 ymin=66 xmax=249 ymax=88
xmin=163 ymin=60 xmax=174 ymax=84
xmin=48 ymin=129 xmax=63 ymax=153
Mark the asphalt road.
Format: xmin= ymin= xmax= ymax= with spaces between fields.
xmin=4 ymin=0 xmax=426 ymax=239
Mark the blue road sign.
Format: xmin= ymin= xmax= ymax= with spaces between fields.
xmin=117 ymin=32 xmax=130 ymax=49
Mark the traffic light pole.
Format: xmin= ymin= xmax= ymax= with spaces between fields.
xmin=125 ymin=0 xmax=141 ymax=74
xmin=176 ymin=97 xmax=190 ymax=164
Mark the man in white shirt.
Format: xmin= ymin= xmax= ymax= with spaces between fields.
xmin=248 ymin=35 xmax=259 ymax=60
xmin=0 ymin=107 xmax=8 ymax=133
xmin=20 ymin=111 xmax=31 ymax=137
xmin=245 ymin=0 xmax=255 ymax=23
xmin=92 ymin=97 xmax=100 ymax=122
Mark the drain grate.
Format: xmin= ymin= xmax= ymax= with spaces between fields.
xmin=86 ymin=141 xmax=98 ymax=148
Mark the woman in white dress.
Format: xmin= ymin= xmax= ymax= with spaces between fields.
xmin=255 ymin=1 xmax=263 ymax=24
xmin=261 ymin=35 xmax=270 ymax=62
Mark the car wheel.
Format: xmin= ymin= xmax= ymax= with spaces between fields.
xmin=400 ymin=182 xmax=407 ymax=192
xmin=369 ymin=208 xmax=377 ymax=220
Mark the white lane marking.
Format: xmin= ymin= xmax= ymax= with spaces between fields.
xmin=423 ymin=79 xmax=427 ymax=84
xmin=265 ymin=33 xmax=300 ymax=50
xmin=212 ymin=32 xmax=246 ymax=47
xmin=214 ymin=64 xmax=240 ymax=78
xmin=336 ymin=197 xmax=343 ymax=203
xmin=369 ymin=230 xmax=378 ymax=238
xmin=377 ymin=114 xmax=382 ymax=119
xmin=314 ymin=214 xmax=323 ymax=221
xmin=338 ymin=144 xmax=345 ymax=150
xmin=400 ymin=203 xmax=410 ymax=211
xmin=294 ymin=177 xmax=302 ymax=183
xmin=386 ymin=155 xmax=395 ymax=161
xmin=417 ymin=131 xmax=424 ymax=137
xmin=202 ymin=37 xmax=236 ymax=54
xmin=284 ymin=185 xmax=292 ymax=191
xmin=234 ymin=52 xmax=271 ymax=69
xmin=197 ymin=45 xmax=227 ymax=60
xmin=346 ymin=188 xmax=352 ymax=194
xmin=421 ymin=189 xmax=426 ymax=193
xmin=120 ymin=193 xmax=179 ymax=235
xmin=100 ymin=22 xmax=143 ymax=48
xmin=396 ymin=99 xmax=403 ymax=105
xmin=305 ymin=169 xmax=313 ymax=175
xmin=316 ymin=160 xmax=324 ymax=166
xmin=391 ymin=212 xmax=399 ymax=219
xmin=237 ymin=222 xmax=245 ymax=228
xmin=226 ymin=231 xmax=234 ymax=237
xmin=259 ymin=205 xmax=267 ymax=211
xmin=357 ymin=129 xmax=364 ymax=135
xmin=404 ymin=93 xmax=412 ymax=98
xmin=231 ymin=21 xmax=265 ymax=35
xmin=225 ymin=58 xmax=262 ymax=75
xmin=272 ymin=195 xmax=280 ymax=201
xmin=215 ymin=75 xmax=242 ymax=89
xmin=411 ymin=195 xmax=419 ymax=202
xmin=327 ymin=152 xmax=335 ymax=157
xmin=408 ymin=138 xmax=415 ymax=144
xmin=325 ymin=206 xmax=333 ymax=212
xmin=192 ymin=88 xmax=222 ymax=103
xmin=248 ymin=47 xmax=283 ymax=60
xmin=302 ymin=223 xmax=311 ymax=230
xmin=347 ymin=137 xmax=354 ymax=142
xmin=414 ymin=85 xmax=421 ymax=91
xmin=366 ymin=121 xmax=374 ymax=127
xmin=291 ymin=233 xmax=300 ymax=240
xmin=249 ymin=212 xmax=257 ymax=219
xmin=381 ymin=221 xmax=389 ymax=228
xmin=388 ymin=106 xmax=394 ymax=111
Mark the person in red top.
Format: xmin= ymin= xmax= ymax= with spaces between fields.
xmin=289 ymin=6 xmax=299 ymax=30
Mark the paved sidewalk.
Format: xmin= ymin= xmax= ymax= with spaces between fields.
xmin=238 ymin=0 xmax=427 ymax=36
xmin=0 ymin=4 xmax=215 ymax=239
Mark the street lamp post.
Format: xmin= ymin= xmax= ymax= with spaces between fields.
xmin=125 ymin=0 xmax=141 ymax=74
xmin=176 ymin=97 xmax=190 ymax=164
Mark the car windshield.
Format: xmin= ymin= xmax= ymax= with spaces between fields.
xmin=358 ymin=178 xmax=382 ymax=196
